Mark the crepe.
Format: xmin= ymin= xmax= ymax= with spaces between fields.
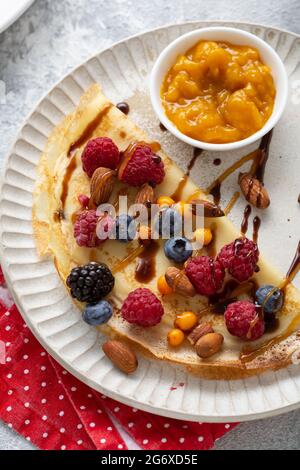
xmin=33 ymin=84 xmax=300 ymax=380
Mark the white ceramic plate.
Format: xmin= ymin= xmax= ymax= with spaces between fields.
xmin=1 ymin=21 xmax=300 ymax=422
xmin=0 ymin=0 xmax=34 ymax=35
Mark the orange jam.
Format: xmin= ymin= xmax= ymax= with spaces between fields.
xmin=161 ymin=41 xmax=276 ymax=143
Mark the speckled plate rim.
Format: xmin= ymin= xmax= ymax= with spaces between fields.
xmin=1 ymin=20 xmax=300 ymax=423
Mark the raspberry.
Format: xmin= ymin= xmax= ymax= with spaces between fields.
xmin=78 ymin=194 xmax=90 ymax=208
xmin=96 ymin=213 xmax=114 ymax=242
xmin=224 ymin=300 xmax=265 ymax=340
xmin=118 ymin=144 xmax=165 ymax=187
xmin=74 ymin=210 xmax=100 ymax=247
xmin=217 ymin=237 xmax=259 ymax=282
xmin=121 ymin=288 xmax=164 ymax=327
xmin=185 ymin=256 xmax=225 ymax=296
xmin=82 ymin=137 xmax=120 ymax=177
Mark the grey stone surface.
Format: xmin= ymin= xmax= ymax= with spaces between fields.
xmin=214 ymin=410 xmax=300 ymax=450
xmin=0 ymin=0 xmax=300 ymax=451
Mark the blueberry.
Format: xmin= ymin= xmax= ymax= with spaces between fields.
xmin=114 ymin=214 xmax=136 ymax=242
xmin=154 ymin=208 xmax=182 ymax=238
xmin=82 ymin=300 xmax=113 ymax=326
xmin=164 ymin=237 xmax=193 ymax=263
xmin=255 ymin=285 xmax=284 ymax=314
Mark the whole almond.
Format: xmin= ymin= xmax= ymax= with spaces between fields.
xmin=102 ymin=340 xmax=138 ymax=374
xmin=89 ymin=167 xmax=116 ymax=207
xmin=189 ymin=199 xmax=224 ymax=218
xmin=135 ymin=183 xmax=156 ymax=207
xmin=118 ymin=141 xmax=138 ymax=180
xmin=187 ymin=322 xmax=214 ymax=345
xmin=239 ymin=172 xmax=270 ymax=209
xmin=165 ymin=267 xmax=196 ymax=297
xmin=195 ymin=332 xmax=224 ymax=358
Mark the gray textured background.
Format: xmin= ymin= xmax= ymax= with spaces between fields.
xmin=0 ymin=0 xmax=300 ymax=450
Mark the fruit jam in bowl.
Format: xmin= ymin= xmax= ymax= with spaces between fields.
xmin=150 ymin=27 xmax=288 ymax=151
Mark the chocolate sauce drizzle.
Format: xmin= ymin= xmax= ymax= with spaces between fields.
xmin=206 ymin=130 xmax=273 ymax=205
xmin=241 ymin=204 xmax=252 ymax=235
xmin=281 ymin=240 xmax=300 ymax=290
xmin=112 ymin=245 xmax=145 ymax=274
xmin=224 ymin=191 xmax=240 ymax=216
xmin=240 ymin=240 xmax=300 ymax=364
xmin=205 ymin=152 xmax=254 ymax=204
xmin=252 ymin=216 xmax=261 ymax=244
xmin=210 ymin=182 xmax=221 ymax=206
xmin=171 ymin=149 xmax=203 ymax=201
xmin=116 ymin=102 xmax=130 ymax=115
xmin=68 ymin=104 xmax=112 ymax=157
xmin=53 ymin=209 xmax=65 ymax=222
xmin=240 ymin=207 xmax=261 ymax=243
xmin=61 ymin=157 xmax=77 ymax=209
xmin=209 ymin=280 xmax=258 ymax=314
xmin=252 ymin=129 xmax=273 ymax=183
xmin=135 ymin=240 xmax=160 ymax=283
xmin=193 ymin=147 xmax=203 ymax=158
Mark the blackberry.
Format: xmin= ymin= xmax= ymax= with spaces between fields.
xmin=66 ymin=262 xmax=115 ymax=303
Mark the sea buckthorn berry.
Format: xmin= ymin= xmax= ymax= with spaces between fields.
xmin=194 ymin=228 xmax=213 ymax=246
xmin=175 ymin=311 xmax=198 ymax=331
xmin=167 ymin=328 xmax=185 ymax=347
xmin=157 ymin=275 xmax=173 ymax=295
xmin=157 ymin=196 xmax=175 ymax=207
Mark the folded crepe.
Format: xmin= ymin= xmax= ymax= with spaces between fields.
xmin=33 ymin=84 xmax=300 ymax=379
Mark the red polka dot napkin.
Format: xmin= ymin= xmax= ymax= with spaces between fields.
xmin=0 ymin=267 xmax=237 ymax=450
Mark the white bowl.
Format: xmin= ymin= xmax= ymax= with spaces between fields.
xmin=150 ymin=27 xmax=288 ymax=151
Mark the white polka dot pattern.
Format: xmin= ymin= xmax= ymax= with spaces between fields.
xmin=0 ymin=285 xmax=236 ymax=450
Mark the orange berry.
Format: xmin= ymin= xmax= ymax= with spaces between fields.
xmin=157 ymin=196 xmax=175 ymax=207
xmin=174 ymin=311 xmax=198 ymax=331
xmin=194 ymin=228 xmax=213 ymax=246
xmin=157 ymin=275 xmax=173 ymax=295
xmin=167 ymin=328 xmax=185 ymax=347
